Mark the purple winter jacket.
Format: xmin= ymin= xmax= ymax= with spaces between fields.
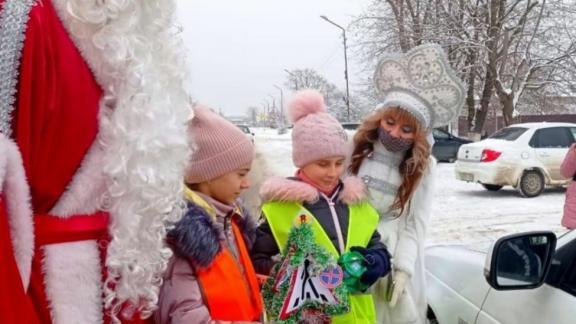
xmin=153 ymin=193 xmax=258 ymax=324
xmin=561 ymin=145 xmax=576 ymax=229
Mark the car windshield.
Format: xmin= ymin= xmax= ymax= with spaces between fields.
xmin=433 ymin=128 xmax=450 ymax=139
xmin=237 ymin=125 xmax=250 ymax=134
xmin=489 ymin=127 xmax=528 ymax=141
xmin=341 ymin=123 xmax=360 ymax=130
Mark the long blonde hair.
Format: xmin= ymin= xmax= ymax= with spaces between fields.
xmin=349 ymin=107 xmax=430 ymax=214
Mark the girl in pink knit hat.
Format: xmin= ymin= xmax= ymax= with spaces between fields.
xmin=252 ymin=90 xmax=391 ymax=323
xmin=154 ymin=105 xmax=263 ymax=324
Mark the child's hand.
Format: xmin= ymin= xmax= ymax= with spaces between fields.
xmin=350 ymin=246 xmax=392 ymax=287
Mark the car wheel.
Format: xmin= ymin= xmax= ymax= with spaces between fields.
xmin=482 ymin=184 xmax=503 ymax=191
xmin=518 ymin=170 xmax=545 ymax=198
xmin=427 ymin=307 xmax=439 ymax=324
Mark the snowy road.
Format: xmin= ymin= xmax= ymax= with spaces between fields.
xmin=429 ymin=162 xmax=566 ymax=246
xmin=253 ymin=128 xmax=569 ymax=247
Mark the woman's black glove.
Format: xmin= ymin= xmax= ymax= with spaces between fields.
xmin=350 ymin=246 xmax=392 ymax=287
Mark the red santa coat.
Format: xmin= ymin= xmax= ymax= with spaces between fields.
xmin=1 ymin=0 xmax=108 ymax=322
xmin=1 ymin=0 xmax=190 ymax=322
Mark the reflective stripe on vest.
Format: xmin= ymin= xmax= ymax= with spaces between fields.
xmin=195 ymin=219 xmax=263 ymax=321
xmin=262 ymin=201 xmax=379 ymax=324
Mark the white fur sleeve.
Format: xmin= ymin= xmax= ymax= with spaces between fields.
xmin=393 ymin=159 xmax=436 ymax=276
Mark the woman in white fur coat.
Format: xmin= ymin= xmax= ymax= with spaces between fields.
xmin=348 ymin=44 xmax=466 ymax=324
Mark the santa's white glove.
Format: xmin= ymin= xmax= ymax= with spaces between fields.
xmin=389 ymin=270 xmax=410 ymax=307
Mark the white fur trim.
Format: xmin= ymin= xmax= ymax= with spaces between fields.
xmin=39 ymin=140 xmax=107 ymax=323
xmin=51 ymin=0 xmax=116 ymax=90
xmin=43 ymin=242 xmax=104 ymax=324
xmin=50 ymin=140 xmax=106 ymax=217
xmin=0 ymin=134 xmax=34 ymax=290
xmin=260 ymin=177 xmax=319 ymax=203
xmin=339 ymin=176 xmax=368 ymax=204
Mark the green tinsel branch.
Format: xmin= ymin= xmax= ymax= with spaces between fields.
xmin=262 ymin=221 xmax=350 ymax=323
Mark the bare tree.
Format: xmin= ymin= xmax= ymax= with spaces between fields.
xmin=284 ymin=68 xmax=369 ymax=121
xmin=353 ymin=0 xmax=576 ymax=134
xmin=352 ymin=0 xmax=490 ymax=132
xmin=492 ymin=0 xmax=576 ymax=124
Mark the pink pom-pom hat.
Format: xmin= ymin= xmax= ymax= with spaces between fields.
xmin=288 ymin=89 xmax=349 ymax=167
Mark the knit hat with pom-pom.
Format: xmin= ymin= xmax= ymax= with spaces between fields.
xmin=289 ymin=89 xmax=349 ymax=167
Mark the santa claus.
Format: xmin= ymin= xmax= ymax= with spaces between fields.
xmin=0 ymin=0 xmax=191 ymax=323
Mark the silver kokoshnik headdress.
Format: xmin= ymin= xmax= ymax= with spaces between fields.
xmin=373 ymin=43 xmax=466 ymax=129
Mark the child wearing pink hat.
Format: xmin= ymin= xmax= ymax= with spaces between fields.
xmin=155 ymin=105 xmax=263 ymax=324
xmin=251 ymin=90 xmax=391 ymax=323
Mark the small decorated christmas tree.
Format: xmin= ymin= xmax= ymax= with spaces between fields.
xmin=262 ymin=215 xmax=349 ymax=323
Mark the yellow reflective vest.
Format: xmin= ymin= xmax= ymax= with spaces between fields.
xmin=262 ymin=201 xmax=379 ymax=324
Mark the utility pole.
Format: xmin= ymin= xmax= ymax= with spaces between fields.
xmin=261 ymin=101 xmax=269 ymax=127
xmin=320 ymin=15 xmax=350 ymax=120
xmin=268 ymin=94 xmax=277 ymax=128
xmin=267 ymin=94 xmax=276 ymax=113
xmin=283 ymin=69 xmax=299 ymax=90
xmin=274 ymin=84 xmax=284 ymax=125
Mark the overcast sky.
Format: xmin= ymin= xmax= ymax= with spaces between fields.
xmin=176 ymin=0 xmax=371 ymax=116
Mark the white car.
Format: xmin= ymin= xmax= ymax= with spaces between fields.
xmin=236 ymin=124 xmax=255 ymax=142
xmin=426 ymin=230 xmax=576 ymax=324
xmin=455 ymin=122 xmax=576 ymax=197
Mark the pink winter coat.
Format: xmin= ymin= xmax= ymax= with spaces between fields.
xmin=561 ymin=145 xmax=576 ymax=229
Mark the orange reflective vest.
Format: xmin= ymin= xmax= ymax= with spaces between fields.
xmin=195 ymin=218 xmax=263 ymax=321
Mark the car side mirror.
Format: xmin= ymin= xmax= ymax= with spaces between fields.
xmin=484 ymin=231 xmax=556 ymax=290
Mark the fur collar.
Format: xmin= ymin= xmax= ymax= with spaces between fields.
xmin=167 ymin=202 xmax=254 ymax=268
xmin=260 ymin=176 xmax=368 ymax=205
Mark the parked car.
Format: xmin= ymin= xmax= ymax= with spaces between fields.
xmin=426 ymin=229 xmax=576 ymax=324
xmin=236 ymin=124 xmax=255 ymax=142
xmin=341 ymin=122 xmax=361 ymax=130
xmin=432 ymin=128 xmax=472 ymax=162
xmin=340 ymin=123 xmax=468 ymax=163
xmin=455 ymin=122 xmax=576 ymax=197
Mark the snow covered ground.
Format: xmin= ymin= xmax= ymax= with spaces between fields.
xmin=428 ymin=162 xmax=566 ymax=246
xmin=252 ymin=127 xmax=569 ymax=247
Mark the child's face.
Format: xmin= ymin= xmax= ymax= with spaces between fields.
xmin=301 ymin=156 xmax=346 ymax=191
xmin=380 ymin=115 xmax=417 ymax=140
xmin=206 ymin=164 xmax=251 ymax=205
